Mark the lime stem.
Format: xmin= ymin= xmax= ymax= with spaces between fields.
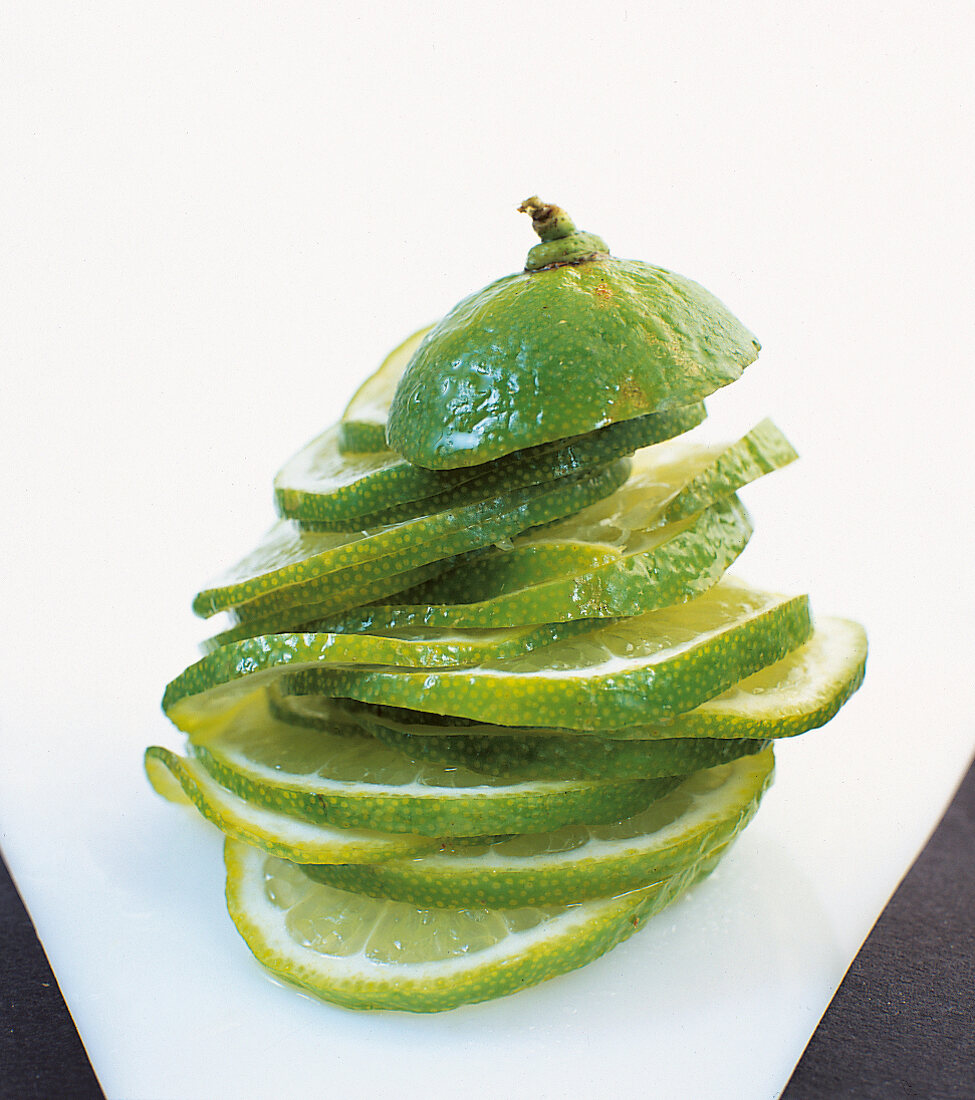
xmin=518 ymin=197 xmax=577 ymax=242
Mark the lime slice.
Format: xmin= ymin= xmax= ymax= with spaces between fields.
xmin=200 ymin=554 xmax=474 ymax=651
xmin=276 ymin=404 xmax=704 ymax=529
xmin=282 ymin=578 xmax=813 ymax=729
xmin=659 ymin=417 xmax=798 ymax=523
xmin=192 ymin=460 xmax=628 ymax=621
xmin=316 ymin=617 xmax=865 ymax=745
xmin=310 ymin=421 xmax=795 ymax=631
xmin=340 ymin=702 xmax=770 ymax=781
xmin=339 ymin=325 xmax=432 ymax=454
xmin=145 ymin=746 xmax=440 ymax=863
xmin=656 ymin=615 xmax=868 ymax=739
xmin=164 ymin=617 xmax=604 ymax=729
xmin=224 ymin=836 xmax=723 ymax=1012
xmin=386 ymin=199 xmax=760 ymax=469
xmin=180 ymin=691 xmax=673 ymax=836
xmin=302 ymin=747 xmax=773 ymax=907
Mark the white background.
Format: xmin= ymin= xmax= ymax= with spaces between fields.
xmin=1 ymin=3 xmax=973 ymax=1098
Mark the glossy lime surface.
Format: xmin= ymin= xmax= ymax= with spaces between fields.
xmin=387 ymin=258 xmax=759 ymax=469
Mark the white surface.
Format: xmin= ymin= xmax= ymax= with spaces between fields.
xmin=1 ymin=4 xmax=973 ymax=1098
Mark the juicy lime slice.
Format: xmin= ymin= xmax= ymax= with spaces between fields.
xmin=224 ymin=836 xmax=723 ymax=1012
xmin=275 ymin=424 xmax=475 ymax=527
xmin=282 ymin=578 xmax=813 ymax=729
xmin=276 ymin=404 xmax=704 ymax=529
xmin=339 ymin=325 xmax=432 ymax=454
xmin=201 ymin=554 xmax=472 ymax=650
xmin=164 ymin=617 xmax=603 ymax=729
xmin=317 ymin=617 xmax=866 ymax=744
xmin=658 ymin=417 xmax=798 ymax=524
xmin=386 ymin=199 xmax=760 ymax=469
xmin=311 ymin=420 xmax=795 ymax=631
xmin=339 ymin=702 xmax=770 ymax=781
xmin=303 ymin=747 xmax=773 ymax=907
xmin=180 ymin=691 xmax=672 ymax=837
xmin=656 ymin=615 xmax=868 ymax=739
xmin=192 ymin=459 xmax=628 ymax=621
xmin=145 ymin=746 xmax=440 ymax=863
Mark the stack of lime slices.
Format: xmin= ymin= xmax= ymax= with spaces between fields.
xmin=147 ymin=198 xmax=867 ymax=1013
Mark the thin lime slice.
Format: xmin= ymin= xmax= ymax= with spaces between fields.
xmin=303 ymin=747 xmax=773 ymax=907
xmin=165 ymin=617 xmax=603 ymax=730
xmin=224 ymin=836 xmax=723 ymax=1011
xmin=145 ymin=746 xmax=440 ymax=863
xmin=313 ymin=495 xmax=751 ymax=632
xmin=282 ymin=578 xmax=813 ymax=729
xmin=313 ymin=617 xmax=865 ymax=744
xmin=656 ymin=615 xmax=868 ymax=739
xmin=658 ymin=417 xmax=797 ymax=523
xmin=339 ymin=325 xmax=432 ymax=454
xmin=310 ymin=421 xmax=795 ymax=631
xmin=200 ymin=554 xmax=474 ymax=651
xmin=192 ymin=460 xmax=628 ymax=621
xmin=340 ymin=702 xmax=770 ymax=781
xmin=180 ymin=691 xmax=673 ymax=837
xmin=276 ymin=404 xmax=704 ymax=529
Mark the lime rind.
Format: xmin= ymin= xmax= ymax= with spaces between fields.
xmin=196 ymin=736 xmax=676 ymax=837
xmin=314 ymin=495 xmax=752 ymax=632
xmin=224 ymin=836 xmax=725 ymax=1012
xmin=302 ymin=748 xmax=774 ymax=908
xmin=201 ymin=553 xmax=476 ymax=651
xmin=657 ymin=615 xmax=868 ymax=739
xmin=659 ymin=417 xmax=798 ymax=523
xmin=386 ymin=259 xmax=760 ymax=470
xmin=314 ymin=617 xmax=865 ymax=744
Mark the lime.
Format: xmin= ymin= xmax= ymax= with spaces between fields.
xmin=656 ymin=615 xmax=868 ymax=739
xmin=386 ymin=198 xmax=760 ymax=469
xmin=276 ymin=404 xmax=704 ymax=530
xmin=224 ymin=836 xmax=723 ymax=1012
xmin=339 ymin=701 xmax=770 ymax=781
xmin=309 ymin=421 xmax=795 ymax=632
xmin=144 ymin=746 xmax=441 ymax=863
xmin=192 ymin=459 xmax=628 ymax=621
xmin=317 ymin=617 xmax=865 ymax=744
xmin=164 ymin=617 xmax=604 ymax=730
xmin=174 ymin=690 xmax=673 ymax=837
xmin=302 ymin=747 xmax=773 ymax=907
xmin=339 ymin=325 xmax=432 ymax=454
xmin=281 ymin=578 xmax=813 ymax=729
xmin=200 ymin=554 xmax=474 ymax=651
